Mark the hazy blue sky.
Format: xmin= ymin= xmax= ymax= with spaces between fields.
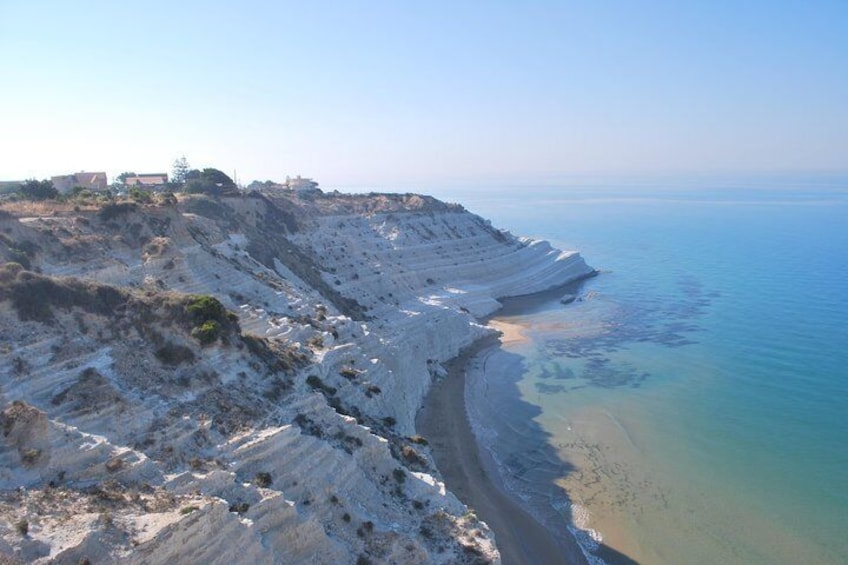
xmin=1 ymin=1 xmax=846 ymax=189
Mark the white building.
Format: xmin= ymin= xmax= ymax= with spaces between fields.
xmin=285 ymin=175 xmax=319 ymax=194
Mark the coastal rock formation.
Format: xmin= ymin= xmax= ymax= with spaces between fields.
xmin=0 ymin=191 xmax=593 ymax=564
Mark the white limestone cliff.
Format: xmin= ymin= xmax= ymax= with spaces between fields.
xmin=0 ymin=191 xmax=593 ymax=564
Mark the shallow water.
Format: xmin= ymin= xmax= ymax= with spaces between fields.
xmin=451 ymin=180 xmax=848 ymax=564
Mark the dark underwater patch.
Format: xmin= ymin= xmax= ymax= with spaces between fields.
xmin=533 ymin=272 xmax=712 ymax=389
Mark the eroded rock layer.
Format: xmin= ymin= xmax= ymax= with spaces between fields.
xmin=0 ymin=191 xmax=593 ymax=564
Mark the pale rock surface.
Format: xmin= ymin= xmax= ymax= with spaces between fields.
xmin=0 ymin=192 xmax=593 ymax=563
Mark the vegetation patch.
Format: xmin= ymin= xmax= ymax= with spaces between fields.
xmin=183 ymin=295 xmax=236 ymax=346
xmin=293 ymin=413 xmax=324 ymax=438
xmin=401 ymin=445 xmax=428 ymax=468
xmin=105 ymin=457 xmax=124 ymax=473
xmin=191 ymin=320 xmax=221 ymax=346
xmin=0 ymin=264 xmax=127 ymax=322
xmin=306 ymin=375 xmax=337 ymax=396
xmin=98 ymin=202 xmax=138 ymax=221
xmin=14 ymin=519 xmax=28 ymax=536
xmin=154 ymin=343 xmax=196 ymax=365
xmin=254 ymin=472 xmax=273 ymax=488
xmin=18 ymin=179 xmax=59 ymax=201
xmin=1 ymin=238 xmax=40 ymax=270
xmin=339 ymin=366 xmax=359 ymax=380
xmin=229 ymin=502 xmax=250 ymax=514
xmin=20 ymin=448 xmax=42 ymax=466
xmin=50 ymin=367 xmax=121 ymax=411
xmin=185 ymin=295 xmax=228 ymax=322
xmin=342 ymin=434 xmax=364 ymax=453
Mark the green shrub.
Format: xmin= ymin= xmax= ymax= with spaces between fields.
xmin=186 ymin=295 xmax=227 ymax=322
xmin=180 ymin=295 xmax=239 ymax=346
xmin=191 ymin=320 xmax=221 ymax=345
xmin=180 ymin=506 xmax=199 ymax=515
xmin=129 ymin=186 xmax=152 ymax=203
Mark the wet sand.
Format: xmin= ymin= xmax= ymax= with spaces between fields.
xmin=418 ymin=335 xmax=587 ymax=565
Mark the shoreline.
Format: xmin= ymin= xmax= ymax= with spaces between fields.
xmin=418 ymin=334 xmax=588 ymax=565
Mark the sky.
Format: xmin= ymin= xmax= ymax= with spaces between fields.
xmin=1 ymin=0 xmax=846 ymax=190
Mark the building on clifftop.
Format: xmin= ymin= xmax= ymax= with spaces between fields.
xmin=285 ymin=175 xmax=320 ymax=194
xmin=51 ymin=171 xmax=108 ymax=194
xmin=123 ymin=173 xmax=169 ymax=189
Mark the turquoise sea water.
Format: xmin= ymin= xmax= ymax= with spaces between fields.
xmin=439 ymin=180 xmax=848 ymax=564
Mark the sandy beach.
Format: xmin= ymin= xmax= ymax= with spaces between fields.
xmin=487 ymin=319 xmax=530 ymax=345
xmin=417 ymin=334 xmax=587 ymax=565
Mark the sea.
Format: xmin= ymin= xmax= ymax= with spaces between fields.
xmin=433 ymin=177 xmax=848 ymax=564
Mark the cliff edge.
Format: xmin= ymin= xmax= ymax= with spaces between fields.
xmin=0 ymin=191 xmax=593 ymax=564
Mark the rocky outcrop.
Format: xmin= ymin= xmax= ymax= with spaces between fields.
xmin=0 ymin=191 xmax=593 ymax=564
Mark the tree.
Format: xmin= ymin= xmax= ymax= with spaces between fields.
xmin=69 ymin=185 xmax=89 ymax=198
xmin=172 ymin=156 xmax=190 ymax=184
xmin=182 ymin=168 xmax=237 ymax=196
xmin=184 ymin=178 xmax=211 ymax=195
xmin=129 ymin=186 xmax=152 ymax=203
xmin=116 ymin=172 xmax=136 ymax=184
xmin=19 ymin=179 xmax=59 ymax=201
xmin=246 ymin=180 xmax=278 ymax=192
xmin=200 ymin=168 xmax=235 ymax=188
